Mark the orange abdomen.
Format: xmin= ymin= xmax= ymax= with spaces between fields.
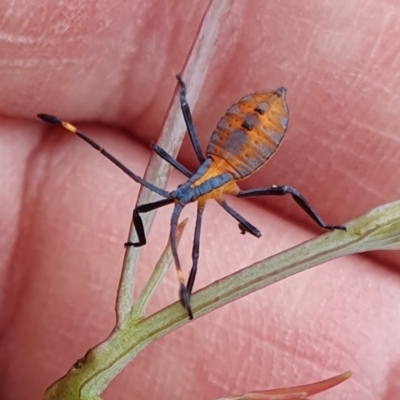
xmin=206 ymin=88 xmax=289 ymax=180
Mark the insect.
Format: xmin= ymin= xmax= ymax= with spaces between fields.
xmin=37 ymin=75 xmax=346 ymax=319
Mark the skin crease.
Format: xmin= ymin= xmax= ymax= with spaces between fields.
xmin=1 ymin=0 xmax=400 ymax=399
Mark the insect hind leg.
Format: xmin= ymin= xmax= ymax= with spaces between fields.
xmin=237 ymin=185 xmax=346 ymax=231
xmin=217 ymin=199 xmax=262 ymax=237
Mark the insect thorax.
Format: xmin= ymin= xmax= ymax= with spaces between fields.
xmin=170 ymin=159 xmax=239 ymax=205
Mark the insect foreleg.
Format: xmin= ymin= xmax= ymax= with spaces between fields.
xmin=125 ymin=198 xmax=175 ymax=247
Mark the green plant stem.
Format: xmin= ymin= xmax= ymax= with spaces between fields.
xmin=44 ymin=199 xmax=400 ymax=400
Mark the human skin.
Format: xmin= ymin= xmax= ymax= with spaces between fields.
xmin=1 ymin=1 xmax=400 ymax=399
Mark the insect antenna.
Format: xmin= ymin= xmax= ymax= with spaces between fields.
xmin=37 ymin=114 xmax=170 ymax=198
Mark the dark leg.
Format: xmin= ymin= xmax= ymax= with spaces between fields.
xmin=175 ymin=75 xmax=206 ymax=164
xmin=152 ymin=141 xmax=263 ymax=238
xmin=217 ymin=199 xmax=262 ymax=238
xmin=170 ymin=203 xmax=193 ymax=319
xmin=152 ymin=141 xmax=259 ymax=238
xmin=186 ymin=205 xmax=205 ymax=298
xmin=125 ymin=198 xmax=175 ymax=247
xmin=237 ymin=185 xmax=346 ymax=231
xmin=37 ymin=114 xmax=169 ymax=198
xmin=151 ymin=144 xmax=193 ymax=178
